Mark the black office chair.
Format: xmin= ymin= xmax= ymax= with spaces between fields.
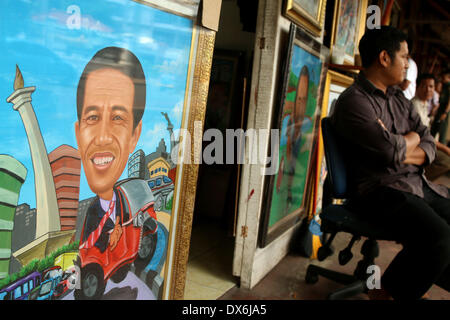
xmin=305 ymin=117 xmax=396 ymax=300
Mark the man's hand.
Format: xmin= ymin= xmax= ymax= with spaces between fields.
xmin=404 ymin=131 xmax=420 ymax=149
xmin=443 ymin=146 xmax=450 ymax=157
xmin=377 ymin=121 xmax=425 ymax=165
xmin=377 ymin=118 xmax=388 ymax=131
xmin=403 ymin=132 xmax=426 ymax=165
xmin=109 ymin=217 xmax=123 ymax=251
xmin=436 ymin=140 xmax=450 ymax=157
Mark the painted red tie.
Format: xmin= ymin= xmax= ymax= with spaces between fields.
xmin=80 ymin=199 xmax=115 ymax=250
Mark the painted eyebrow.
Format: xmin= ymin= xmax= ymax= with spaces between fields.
xmin=82 ymin=105 xmax=99 ymax=115
xmin=112 ymin=105 xmax=129 ymax=113
xmin=82 ymin=105 xmax=128 ymax=115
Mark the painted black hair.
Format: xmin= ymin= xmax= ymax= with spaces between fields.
xmin=76 ymin=47 xmax=146 ymax=130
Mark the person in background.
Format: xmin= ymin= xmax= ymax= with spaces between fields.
xmin=431 ymin=69 xmax=450 ymax=144
xmin=428 ymin=78 xmax=442 ymax=121
xmin=399 ymin=38 xmax=418 ymax=100
xmin=411 ymin=73 xmax=450 ymax=181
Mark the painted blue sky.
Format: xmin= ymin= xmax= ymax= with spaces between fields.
xmin=0 ymin=0 xmax=193 ymax=208
xmin=291 ymin=44 xmax=322 ymax=87
xmin=279 ymin=44 xmax=322 ymax=148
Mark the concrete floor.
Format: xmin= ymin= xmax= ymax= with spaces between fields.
xmin=186 ymin=173 xmax=450 ymax=300
xmin=220 ymin=173 xmax=450 ymax=300
xmin=184 ymin=220 xmax=238 ymax=300
xmin=219 ymin=232 xmax=450 ymax=300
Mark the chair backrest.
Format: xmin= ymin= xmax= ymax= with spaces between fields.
xmin=321 ymin=117 xmax=348 ymax=199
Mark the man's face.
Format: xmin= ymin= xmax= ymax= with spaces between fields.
xmin=75 ymin=68 xmax=142 ymax=199
xmin=386 ymin=41 xmax=409 ymax=85
xmin=294 ymin=73 xmax=308 ymax=122
xmin=417 ymin=78 xmax=435 ymax=101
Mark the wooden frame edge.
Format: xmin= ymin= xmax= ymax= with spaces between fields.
xmin=168 ymin=27 xmax=216 ymax=300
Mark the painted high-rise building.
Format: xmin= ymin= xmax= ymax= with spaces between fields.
xmin=74 ymin=196 xmax=95 ymax=242
xmin=48 ymin=145 xmax=81 ymax=231
xmin=128 ymin=149 xmax=146 ymax=179
xmin=9 ymin=204 xmax=36 ymax=274
xmin=11 ymin=204 xmax=36 ymax=252
xmin=0 ymin=155 xmax=27 ymax=279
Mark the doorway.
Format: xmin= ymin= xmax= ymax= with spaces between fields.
xmin=184 ymin=0 xmax=257 ymax=299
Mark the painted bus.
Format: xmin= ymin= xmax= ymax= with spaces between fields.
xmin=0 ymin=271 xmax=41 ymax=300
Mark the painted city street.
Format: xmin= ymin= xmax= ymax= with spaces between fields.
xmin=62 ymin=268 xmax=156 ymax=300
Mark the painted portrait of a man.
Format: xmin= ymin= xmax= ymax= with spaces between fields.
xmin=75 ymin=47 xmax=145 ymax=253
xmin=0 ymin=0 xmax=194 ymax=301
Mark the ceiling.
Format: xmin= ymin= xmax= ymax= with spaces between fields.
xmin=399 ymin=0 xmax=450 ymax=73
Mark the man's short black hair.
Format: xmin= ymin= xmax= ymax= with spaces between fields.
xmin=77 ymin=47 xmax=146 ymax=130
xmin=416 ymin=73 xmax=435 ymax=86
xmin=358 ymin=26 xmax=408 ymax=68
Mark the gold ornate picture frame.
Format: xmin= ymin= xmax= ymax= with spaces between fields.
xmin=312 ymin=70 xmax=353 ymax=221
xmin=284 ymin=0 xmax=328 ymax=37
xmin=165 ymin=27 xmax=216 ymax=300
xmin=330 ymin=0 xmax=368 ymax=65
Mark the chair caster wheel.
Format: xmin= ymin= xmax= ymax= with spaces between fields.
xmin=305 ymin=271 xmax=318 ymax=284
xmin=317 ymin=246 xmax=333 ymax=261
xmin=338 ymin=250 xmax=353 ymax=265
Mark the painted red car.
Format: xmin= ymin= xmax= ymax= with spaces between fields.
xmin=74 ymin=178 xmax=158 ymax=300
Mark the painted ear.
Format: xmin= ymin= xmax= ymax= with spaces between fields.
xmin=74 ymin=121 xmax=80 ymax=148
xmin=129 ymin=120 xmax=142 ymax=153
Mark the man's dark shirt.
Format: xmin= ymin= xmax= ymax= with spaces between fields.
xmin=330 ymin=72 xmax=449 ymax=199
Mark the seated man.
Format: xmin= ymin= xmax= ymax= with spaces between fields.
xmin=411 ymin=73 xmax=450 ymax=180
xmin=330 ymin=26 xmax=450 ymax=300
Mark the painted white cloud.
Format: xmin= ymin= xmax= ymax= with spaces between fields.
xmin=170 ymin=100 xmax=184 ymax=125
xmin=5 ymin=32 xmax=26 ymax=42
xmin=140 ymin=121 xmax=168 ymax=152
xmin=32 ymin=10 xmax=113 ymax=33
xmin=154 ymin=48 xmax=189 ymax=75
xmin=148 ymin=79 xmax=175 ymax=89
xmin=139 ymin=36 xmax=154 ymax=45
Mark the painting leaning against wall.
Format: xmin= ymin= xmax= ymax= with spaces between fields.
xmin=0 ymin=0 xmax=200 ymax=300
xmin=259 ymin=25 xmax=326 ymax=247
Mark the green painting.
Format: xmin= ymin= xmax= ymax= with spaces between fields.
xmin=268 ymin=43 xmax=323 ymax=230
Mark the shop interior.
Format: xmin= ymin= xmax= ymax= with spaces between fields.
xmin=184 ymin=0 xmax=257 ymax=299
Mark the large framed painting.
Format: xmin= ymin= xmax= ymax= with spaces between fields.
xmin=284 ymin=0 xmax=328 ymax=37
xmin=310 ymin=70 xmax=354 ymax=223
xmin=0 ymin=0 xmax=213 ymax=300
xmin=259 ymin=25 xmax=327 ymax=248
xmin=330 ymin=0 xmax=368 ymax=65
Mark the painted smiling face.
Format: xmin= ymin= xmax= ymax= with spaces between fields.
xmin=75 ymin=68 xmax=142 ymax=200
